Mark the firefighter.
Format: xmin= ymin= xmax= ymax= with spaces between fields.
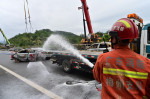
xmin=93 ymin=18 xmax=150 ymax=99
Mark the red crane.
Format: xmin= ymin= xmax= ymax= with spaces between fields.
xmin=81 ymin=0 xmax=93 ymax=34
xmin=80 ymin=0 xmax=101 ymax=44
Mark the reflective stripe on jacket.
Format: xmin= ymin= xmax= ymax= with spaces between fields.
xmin=93 ymin=46 xmax=150 ymax=99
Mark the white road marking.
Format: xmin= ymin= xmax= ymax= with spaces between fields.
xmin=0 ymin=65 xmax=63 ymax=99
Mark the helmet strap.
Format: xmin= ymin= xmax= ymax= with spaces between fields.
xmin=111 ymin=36 xmax=119 ymax=49
xmin=129 ymin=39 xmax=133 ymax=43
xmin=109 ymin=31 xmax=120 ymax=49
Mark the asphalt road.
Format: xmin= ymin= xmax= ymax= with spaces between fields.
xmin=0 ymin=51 xmax=101 ymax=99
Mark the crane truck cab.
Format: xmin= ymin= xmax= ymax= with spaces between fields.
xmin=127 ymin=13 xmax=150 ymax=58
xmin=140 ymin=23 xmax=150 ymax=58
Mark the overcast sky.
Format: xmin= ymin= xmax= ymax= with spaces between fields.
xmin=0 ymin=0 xmax=150 ymax=40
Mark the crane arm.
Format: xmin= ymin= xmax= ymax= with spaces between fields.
xmin=0 ymin=28 xmax=10 ymax=45
xmin=81 ymin=0 xmax=93 ymax=34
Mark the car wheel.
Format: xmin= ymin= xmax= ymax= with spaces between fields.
xmin=15 ymin=59 xmax=19 ymax=63
xmin=45 ymin=57 xmax=50 ymax=60
xmin=62 ymin=60 xmax=72 ymax=73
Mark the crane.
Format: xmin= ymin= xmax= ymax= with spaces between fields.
xmin=79 ymin=0 xmax=101 ymax=44
xmin=0 ymin=28 xmax=10 ymax=45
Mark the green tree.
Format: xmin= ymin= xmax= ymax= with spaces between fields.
xmin=95 ymin=32 xmax=104 ymax=37
xmin=9 ymin=29 xmax=82 ymax=48
xmin=102 ymin=34 xmax=110 ymax=42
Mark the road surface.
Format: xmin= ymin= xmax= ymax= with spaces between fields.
xmin=0 ymin=51 xmax=101 ymax=99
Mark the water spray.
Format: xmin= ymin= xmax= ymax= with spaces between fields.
xmin=43 ymin=34 xmax=94 ymax=68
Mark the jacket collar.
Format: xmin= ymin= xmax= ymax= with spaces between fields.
xmin=116 ymin=45 xmax=130 ymax=49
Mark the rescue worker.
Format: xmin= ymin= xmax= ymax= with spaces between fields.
xmin=93 ymin=18 xmax=150 ymax=99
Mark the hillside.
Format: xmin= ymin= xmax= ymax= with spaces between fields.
xmin=9 ymin=29 xmax=82 ymax=48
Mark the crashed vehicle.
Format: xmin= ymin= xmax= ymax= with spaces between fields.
xmin=11 ymin=49 xmax=38 ymax=62
xmin=37 ymin=51 xmax=52 ymax=60
xmin=87 ymin=42 xmax=111 ymax=51
xmin=11 ymin=48 xmax=53 ymax=62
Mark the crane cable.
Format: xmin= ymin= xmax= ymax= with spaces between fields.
xmin=24 ymin=0 xmax=33 ymax=32
xmin=24 ymin=1 xmax=28 ymax=32
xmin=26 ymin=0 xmax=33 ymax=32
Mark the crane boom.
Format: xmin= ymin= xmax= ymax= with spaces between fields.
xmin=0 ymin=28 xmax=10 ymax=45
xmin=80 ymin=0 xmax=101 ymax=45
xmin=81 ymin=0 xmax=93 ymax=34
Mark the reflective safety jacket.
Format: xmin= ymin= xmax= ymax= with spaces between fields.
xmin=93 ymin=46 xmax=150 ymax=99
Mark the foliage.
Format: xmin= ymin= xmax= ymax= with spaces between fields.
xmin=9 ymin=29 xmax=82 ymax=48
xmin=95 ymin=31 xmax=104 ymax=37
xmin=9 ymin=28 xmax=110 ymax=48
xmin=101 ymin=33 xmax=110 ymax=42
xmin=53 ymin=31 xmax=82 ymax=44
xmin=95 ymin=31 xmax=110 ymax=42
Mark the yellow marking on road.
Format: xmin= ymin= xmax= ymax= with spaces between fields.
xmin=0 ymin=65 xmax=63 ymax=99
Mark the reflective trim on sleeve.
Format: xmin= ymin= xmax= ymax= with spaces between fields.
xmin=103 ymin=68 xmax=148 ymax=79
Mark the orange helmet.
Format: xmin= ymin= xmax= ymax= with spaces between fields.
xmin=109 ymin=18 xmax=139 ymax=40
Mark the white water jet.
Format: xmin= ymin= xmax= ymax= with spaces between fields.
xmin=27 ymin=61 xmax=50 ymax=77
xmin=43 ymin=34 xmax=94 ymax=68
